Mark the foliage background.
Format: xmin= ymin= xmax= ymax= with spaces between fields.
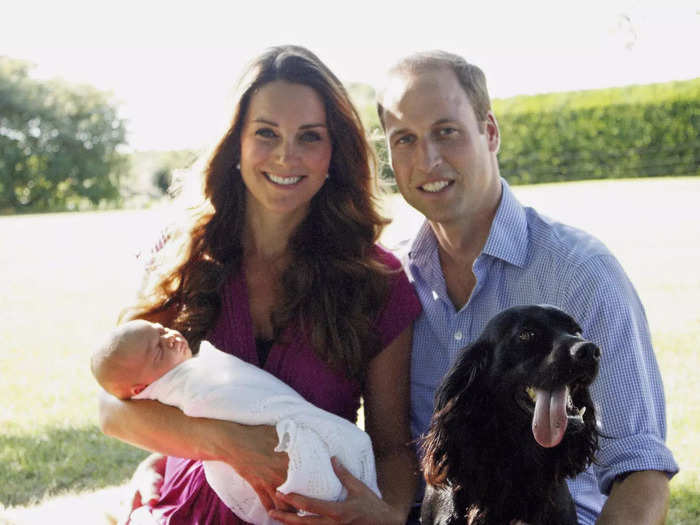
xmin=495 ymin=79 xmax=700 ymax=184
xmin=0 ymin=57 xmax=128 ymax=213
xmin=3 ymin=59 xmax=697 ymax=216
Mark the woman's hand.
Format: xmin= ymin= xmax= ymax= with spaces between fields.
xmin=268 ymin=458 xmax=404 ymax=525
xmin=216 ymin=423 xmax=295 ymax=512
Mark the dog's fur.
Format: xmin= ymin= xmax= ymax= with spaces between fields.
xmin=420 ymin=305 xmax=601 ymax=525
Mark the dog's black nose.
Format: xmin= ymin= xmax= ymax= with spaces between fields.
xmin=571 ymin=342 xmax=601 ymax=362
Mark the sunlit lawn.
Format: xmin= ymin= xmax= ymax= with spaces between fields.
xmin=1 ymin=177 xmax=698 ymax=523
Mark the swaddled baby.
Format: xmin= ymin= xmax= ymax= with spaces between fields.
xmin=91 ymin=320 xmax=380 ymax=525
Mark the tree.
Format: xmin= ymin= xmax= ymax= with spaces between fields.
xmin=0 ymin=57 xmax=128 ymax=213
xmin=347 ymin=82 xmax=396 ymax=187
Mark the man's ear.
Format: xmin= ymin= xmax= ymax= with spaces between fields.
xmin=485 ymin=111 xmax=500 ymax=154
xmin=131 ymin=384 xmax=147 ymax=396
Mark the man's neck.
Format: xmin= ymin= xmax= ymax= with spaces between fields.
xmin=430 ymin=218 xmax=488 ymax=271
xmin=428 ymin=184 xmax=502 ymax=309
xmin=429 ymin=191 xmax=501 ymax=271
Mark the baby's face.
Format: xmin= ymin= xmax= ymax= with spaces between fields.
xmin=131 ymin=322 xmax=192 ymax=387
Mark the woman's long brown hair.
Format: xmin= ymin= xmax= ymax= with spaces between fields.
xmin=121 ymin=45 xmax=391 ymax=382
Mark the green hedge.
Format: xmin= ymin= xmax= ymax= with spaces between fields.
xmin=493 ymin=79 xmax=700 ymax=184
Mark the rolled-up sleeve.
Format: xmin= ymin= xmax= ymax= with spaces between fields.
xmin=563 ymin=254 xmax=679 ymax=495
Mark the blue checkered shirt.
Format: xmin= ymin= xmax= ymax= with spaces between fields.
xmin=404 ymin=179 xmax=678 ymax=524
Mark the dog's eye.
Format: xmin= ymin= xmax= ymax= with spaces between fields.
xmin=518 ymin=330 xmax=536 ymax=342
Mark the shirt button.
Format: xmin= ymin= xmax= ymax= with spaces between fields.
xmin=454 ymin=331 xmax=463 ymax=341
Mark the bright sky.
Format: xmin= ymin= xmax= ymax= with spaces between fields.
xmin=3 ymin=0 xmax=698 ymax=151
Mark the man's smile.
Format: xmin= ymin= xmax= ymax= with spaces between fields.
xmin=419 ymin=180 xmax=453 ymax=193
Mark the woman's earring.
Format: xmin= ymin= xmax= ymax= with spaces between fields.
xmin=236 ymin=163 xmax=241 ymax=171
xmin=325 ymin=173 xmax=329 ymax=180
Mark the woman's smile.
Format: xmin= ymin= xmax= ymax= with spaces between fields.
xmin=263 ymin=172 xmax=305 ymax=186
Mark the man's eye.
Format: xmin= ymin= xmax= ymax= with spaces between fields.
xmin=255 ymin=128 xmax=277 ymax=139
xmin=437 ymin=127 xmax=458 ymax=138
xmin=518 ymin=330 xmax=536 ymax=342
xmin=395 ymin=135 xmax=415 ymax=146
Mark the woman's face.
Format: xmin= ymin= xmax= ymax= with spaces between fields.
xmin=239 ymin=80 xmax=332 ymax=222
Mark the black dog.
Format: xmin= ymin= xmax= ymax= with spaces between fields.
xmin=420 ymin=305 xmax=600 ymax=525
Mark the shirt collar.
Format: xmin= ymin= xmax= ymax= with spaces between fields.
xmin=407 ymin=219 xmax=437 ymax=268
xmin=407 ymin=178 xmax=528 ymax=270
xmin=482 ymin=178 xmax=528 ymax=268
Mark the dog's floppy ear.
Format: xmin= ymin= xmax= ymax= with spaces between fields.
xmin=434 ymin=340 xmax=490 ymax=412
xmin=421 ymin=340 xmax=490 ymax=487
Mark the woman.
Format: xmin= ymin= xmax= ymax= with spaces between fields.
xmin=98 ymin=45 xmax=421 ymax=524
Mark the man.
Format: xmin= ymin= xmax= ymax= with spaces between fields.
xmin=376 ymin=50 xmax=678 ymax=524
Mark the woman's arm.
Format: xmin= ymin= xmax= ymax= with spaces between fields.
xmin=363 ymin=324 xmax=418 ymax=517
xmin=98 ymin=391 xmax=289 ymax=510
xmin=270 ymin=325 xmax=418 ymax=524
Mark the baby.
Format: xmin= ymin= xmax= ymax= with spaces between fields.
xmin=91 ymin=320 xmax=192 ymax=400
xmin=91 ymin=320 xmax=380 ymax=525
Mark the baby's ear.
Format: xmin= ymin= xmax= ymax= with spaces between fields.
xmin=131 ymin=384 xmax=147 ymax=396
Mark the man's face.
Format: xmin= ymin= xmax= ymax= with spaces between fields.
xmin=381 ymin=67 xmax=500 ymax=226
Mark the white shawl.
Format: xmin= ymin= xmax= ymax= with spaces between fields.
xmin=133 ymin=341 xmax=379 ymax=524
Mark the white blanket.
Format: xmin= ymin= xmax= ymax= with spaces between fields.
xmin=133 ymin=341 xmax=380 ymax=525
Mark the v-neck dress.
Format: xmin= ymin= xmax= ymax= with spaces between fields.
xmin=144 ymin=245 xmax=421 ymax=524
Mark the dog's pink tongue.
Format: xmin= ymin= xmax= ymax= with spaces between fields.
xmin=532 ymin=387 xmax=568 ymax=448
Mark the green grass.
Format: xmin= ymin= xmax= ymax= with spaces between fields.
xmin=1 ymin=178 xmax=698 ymax=522
xmin=656 ymin=327 xmax=700 ymax=525
xmin=0 ymin=427 xmax=146 ymax=507
xmin=0 ymin=209 xmax=163 ymax=507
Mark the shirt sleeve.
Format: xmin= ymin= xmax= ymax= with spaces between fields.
xmin=563 ymin=254 xmax=679 ymax=495
xmin=373 ymin=246 xmax=423 ymax=352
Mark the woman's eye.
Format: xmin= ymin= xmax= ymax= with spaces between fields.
xmin=255 ymin=128 xmax=277 ymax=139
xmin=519 ymin=330 xmax=535 ymax=342
xmin=395 ymin=134 xmax=415 ymax=146
xmin=299 ymin=130 xmax=322 ymax=143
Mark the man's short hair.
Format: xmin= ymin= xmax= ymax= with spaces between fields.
xmin=377 ymin=50 xmax=492 ymax=127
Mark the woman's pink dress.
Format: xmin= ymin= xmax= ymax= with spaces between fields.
xmin=147 ymin=246 xmax=421 ymax=524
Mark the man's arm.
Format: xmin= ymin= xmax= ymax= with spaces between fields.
xmin=562 ymin=254 xmax=678 ymax=521
xmin=596 ymin=470 xmax=670 ymax=524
